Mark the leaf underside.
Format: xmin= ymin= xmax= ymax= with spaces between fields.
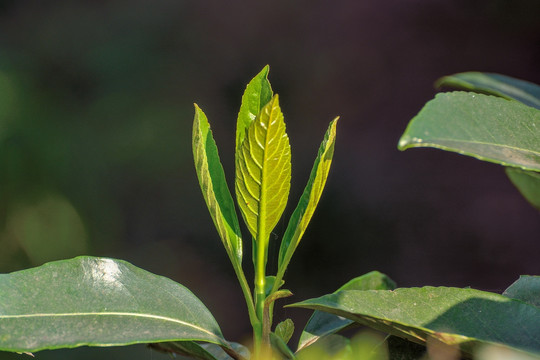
xmin=235 ymin=95 xmax=291 ymax=242
xmin=398 ymin=92 xmax=540 ymax=172
xmin=436 ymin=72 xmax=540 ymax=110
xmin=290 ymin=287 xmax=540 ymax=357
xmin=0 ymin=257 xmax=227 ymax=353
xmin=193 ymin=105 xmax=243 ymax=266
xmin=298 ymin=271 xmax=396 ymax=351
xmin=503 ymin=275 xmax=540 ymax=308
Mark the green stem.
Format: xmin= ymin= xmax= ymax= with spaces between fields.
xmin=231 ymin=261 xmax=258 ymax=327
xmin=253 ymin=233 xmax=269 ymax=358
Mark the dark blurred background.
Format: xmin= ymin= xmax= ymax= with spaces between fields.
xmin=0 ymin=0 xmax=539 ymax=358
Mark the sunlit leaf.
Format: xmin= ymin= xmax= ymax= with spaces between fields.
xmin=278 ymin=118 xmax=338 ymax=274
xmin=235 ymin=95 xmax=291 ymax=245
xmin=290 ymin=287 xmax=540 ymax=357
xmin=398 ymin=92 xmax=540 ymax=171
xmin=503 ymin=275 xmax=540 ymax=308
xmin=505 ymin=168 xmax=540 ymax=211
xmin=436 ymin=72 xmax=540 ymax=110
xmin=193 ymin=105 xmax=243 ymax=266
xmin=0 ymin=257 xmax=228 ymax=353
xmin=298 ymin=271 xmax=395 ymax=351
xmin=236 ymin=65 xmax=273 ymax=152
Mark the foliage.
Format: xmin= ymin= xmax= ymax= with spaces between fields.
xmin=1 ymin=68 xmax=539 ymax=360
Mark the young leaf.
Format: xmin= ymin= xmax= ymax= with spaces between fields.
xmin=236 ymin=65 xmax=273 ymax=152
xmin=435 ymin=72 xmax=540 ymax=110
xmin=398 ymin=92 xmax=540 ymax=171
xmin=503 ymin=275 xmax=540 ymax=308
xmin=235 ymin=95 xmax=291 ymax=245
xmin=505 ymin=167 xmax=540 ymax=211
xmin=275 ymin=318 xmax=295 ymax=344
xmin=290 ymin=287 xmax=540 ymax=357
xmin=193 ymin=104 xmax=243 ymax=267
xmin=298 ymin=271 xmax=395 ymax=351
xmin=0 ymin=257 xmax=229 ymax=353
xmin=277 ymin=118 xmax=338 ymax=275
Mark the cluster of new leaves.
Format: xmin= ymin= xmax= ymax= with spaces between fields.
xmin=0 ymin=69 xmax=539 ymax=360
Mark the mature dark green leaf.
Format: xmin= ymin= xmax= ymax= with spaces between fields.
xmin=505 ymin=168 xmax=540 ymax=211
xmin=290 ymin=287 xmax=540 ymax=357
xmin=201 ymin=342 xmax=251 ymax=360
xmin=0 ymin=257 xmax=228 ymax=353
xmin=193 ymin=105 xmax=243 ymax=267
xmin=398 ymin=92 xmax=540 ymax=171
xmin=296 ymin=334 xmax=351 ymax=360
xmin=436 ymin=72 xmax=540 ymax=110
xmin=298 ymin=271 xmax=395 ymax=351
xmin=236 ymin=65 xmax=273 ymax=152
xmin=278 ymin=118 xmax=338 ymax=275
xmin=503 ymin=276 xmax=540 ymax=308
xmin=235 ymin=95 xmax=291 ymax=243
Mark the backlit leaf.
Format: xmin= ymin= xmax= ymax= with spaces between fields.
xmin=236 ymin=65 xmax=273 ymax=152
xmin=505 ymin=167 xmax=540 ymax=211
xmin=193 ymin=105 xmax=243 ymax=266
xmin=0 ymin=257 xmax=228 ymax=353
xmin=235 ymin=95 xmax=291 ymax=244
xmin=278 ymin=118 xmax=338 ymax=273
xmin=290 ymin=287 xmax=540 ymax=357
xmin=398 ymin=92 xmax=540 ymax=171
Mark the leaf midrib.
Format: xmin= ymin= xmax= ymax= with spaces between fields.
xmin=1 ymin=312 xmax=220 ymax=339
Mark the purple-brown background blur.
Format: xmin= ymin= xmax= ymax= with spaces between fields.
xmin=0 ymin=1 xmax=539 ymax=358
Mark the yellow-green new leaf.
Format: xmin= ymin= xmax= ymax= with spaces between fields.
xmin=277 ymin=118 xmax=338 ymax=274
xmin=235 ymin=95 xmax=291 ymax=245
xmin=236 ymin=65 xmax=273 ymax=152
xmin=193 ymin=105 xmax=242 ymax=266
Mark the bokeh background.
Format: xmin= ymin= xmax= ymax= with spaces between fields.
xmin=1 ymin=0 xmax=539 ymax=359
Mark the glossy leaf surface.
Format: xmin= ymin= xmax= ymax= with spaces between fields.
xmin=290 ymin=287 xmax=540 ymax=356
xmin=193 ymin=105 xmax=243 ymax=266
xmin=0 ymin=257 xmax=227 ymax=352
xmin=235 ymin=95 xmax=291 ymax=242
xmin=278 ymin=118 xmax=338 ymax=273
xmin=398 ymin=92 xmax=540 ymax=171
xmin=436 ymin=72 xmax=540 ymax=110
xmin=503 ymin=275 xmax=540 ymax=308
xmin=505 ymin=168 xmax=540 ymax=211
xmin=298 ymin=271 xmax=395 ymax=351
xmin=236 ymin=65 xmax=273 ymax=152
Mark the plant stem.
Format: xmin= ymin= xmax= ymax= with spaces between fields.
xmin=231 ymin=261 xmax=258 ymax=327
xmin=253 ymin=234 xmax=269 ymax=358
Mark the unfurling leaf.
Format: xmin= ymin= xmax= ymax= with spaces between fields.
xmin=278 ymin=118 xmax=338 ymax=274
xmin=193 ymin=105 xmax=243 ymax=267
xmin=236 ymin=65 xmax=273 ymax=152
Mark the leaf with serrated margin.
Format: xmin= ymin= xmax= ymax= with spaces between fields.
xmin=278 ymin=118 xmax=338 ymax=273
xmin=236 ymin=65 xmax=273 ymax=152
xmin=436 ymin=72 xmax=540 ymax=110
xmin=503 ymin=275 xmax=540 ymax=308
xmin=235 ymin=95 xmax=291 ymax=244
xmin=398 ymin=92 xmax=540 ymax=172
xmin=505 ymin=168 xmax=540 ymax=211
xmin=193 ymin=104 xmax=242 ymax=266
xmin=298 ymin=271 xmax=395 ymax=351
xmin=0 ymin=257 xmax=228 ymax=353
xmin=290 ymin=287 xmax=540 ymax=357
